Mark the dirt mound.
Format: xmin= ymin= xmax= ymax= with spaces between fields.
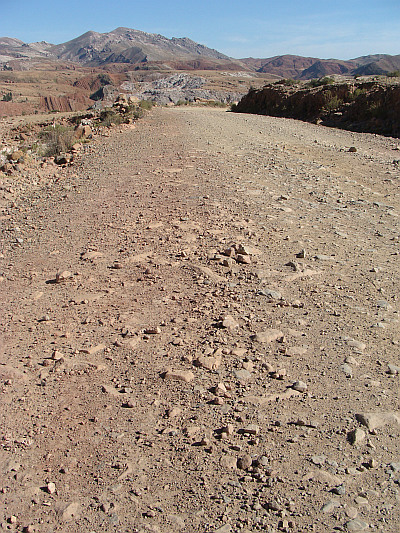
xmin=40 ymin=92 xmax=93 ymax=112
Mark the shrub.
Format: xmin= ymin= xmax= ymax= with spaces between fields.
xmin=308 ymin=77 xmax=335 ymax=88
xmin=39 ymin=124 xmax=75 ymax=156
xmin=324 ymin=94 xmax=343 ymax=112
xmin=277 ymin=78 xmax=297 ymax=86
xmin=99 ymin=109 xmax=123 ymax=127
xmin=2 ymin=92 xmax=12 ymax=102
xmin=139 ymin=100 xmax=153 ymax=110
xmin=230 ymin=103 xmax=238 ymax=112
xmin=387 ymin=70 xmax=400 ymax=78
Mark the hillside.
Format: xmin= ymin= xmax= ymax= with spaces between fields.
xmin=234 ymin=79 xmax=400 ymax=138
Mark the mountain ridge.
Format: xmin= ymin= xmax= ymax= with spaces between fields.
xmin=0 ymin=28 xmax=399 ymax=78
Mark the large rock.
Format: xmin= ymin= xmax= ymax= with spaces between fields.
xmin=355 ymin=411 xmax=400 ymax=431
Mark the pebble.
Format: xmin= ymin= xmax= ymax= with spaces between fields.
xmin=345 ymin=518 xmax=369 ymax=532
xmin=292 ymin=380 xmax=307 ymax=392
xmin=194 ymin=354 xmax=222 ymax=370
xmin=55 ymin=270 xmax=73 ymax=283
xmin=234 ymin=369 xmax=252 ymax=380
xmin=221 ymin=315 xmax=239 ymax=329
xmin=47 ymin=482 xmax=56 ymax=494
xmin=321 ymin=500 xmax=340 ymax=513
xmin=241 ymin=424 xmax=260 ymax=435
xmin=214 ymin=525 xmax=232 ymax=533
xmin=347 ymin=428 xmax=366 ymax=445
xmin=144 ymin=327 xmax=161 ymax=334
xmin=237 ymin=454 xmax=252 ymax=470
xmin=164 ymin=369 xmax=194 ymax=383
xmin=331 ymin=485 xmax=346 ymax=496
xmin=311 ymin=455 xmax=326 ymax=465
xmin=387 ymin=363 xmax=400 ymax=375
xmin=346 ymin=339 xmax=366 ymax=352
xmin=341 ymin=363 xmax=353 ymax=378
xmin=345 ymin=507 xmax=358 ymax=519
xmin=258 ymin=288 xmax=282 ymax=299
xmin=252 ymin=329 xmax=284 ymax=343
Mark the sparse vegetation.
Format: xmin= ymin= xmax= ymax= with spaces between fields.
xmin=39 ymin=124 xmax=76 ymax=156
xmin=139 ymin=100 xmax=153 ymax=110
xmin=230 ymin=103 xmax=238 ymax=112
xmin=323 ymin=94 xmax=343 ymax=112
xmin=2 ymin=92 xmax=12 ymax=102
xmin=307 ymin=77 xmax=335 ymax=88
xmin=276 ymin=78 xmax=297 ymax=86
xmin=387 ymin=70 xmax=400 ymax=78
xmin=99 ymin=108 xmax=124 ymax=127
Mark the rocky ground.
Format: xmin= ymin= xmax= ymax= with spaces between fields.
xmin=0 ymin=107 xmax=399 ymax=533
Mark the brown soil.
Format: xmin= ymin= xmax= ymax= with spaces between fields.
xmin=0 ymin=108 xmax=399 ymax=533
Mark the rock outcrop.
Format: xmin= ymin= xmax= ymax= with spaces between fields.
xmin=234 ymin=81 xmax=400 ymax=138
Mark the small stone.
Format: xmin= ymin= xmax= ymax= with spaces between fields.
xmin=194 ymin=355 xmax=222 ymax=370
xmin=252 ymin=329 xmax=284 ymax=343
xmin=55 ymin=270 xmax=73 ymax=283
xmin=311 ymin=455 xmax=326 ymax=466
xmin=259 ymin=288 xmax=282 ymax=299
xmin=8 ymin=516 xmax=17 ymax=524
xmin=331 ymin=485 xmax=346 ymax=496
xmin=345 ymin=507 xmax=358 ymax=519
xmin=47 ymin=482 xmax=56 ymax=494
xmin=144 ymin=327 xmax=161 ymax=334
xmin=234 ymin=369 xmax=252 ymax=380
xmin=81 ymin=251 xmax=103 ymax=261
xmin=347 ymin=428 xmax=366 ymax=445
xmin=387 ymin=363 xmax=400 ymax=375
xmin=221 ymin=424 xmax=234 ymax=436
xmin=221 ymin=315 xmax=239 ymax=329
xmin=345 ymin=518 xmax=369 ymax=532
xmin=236 ymin=254 xmax=251 ymax=264
xmin=341 ymin=363 xmax=353 ymax=378
xmin=292 ymin=380 xmax=307 ymax=392
xmin=237 ymin=454 xmax=252 ymax=470
xmin=321 ymin=500 xmax=340 ymax=513
xmin=80 ymin=344 xmax=106 ymax=355
xmin=214 ymin=525 xmax=232 ymax=533
xmin=241 ymin=424 xmax=259 ymax=435
xmin=164 ymin=369 xmax=194 ymax=383
xmin=348 ymin=146 xmax=357 ymax=152
xmin=346 ymin=339 xmax=366 ymax=351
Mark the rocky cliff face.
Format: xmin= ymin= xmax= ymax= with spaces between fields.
xmin=235 ymin=81 xmax=400 ymax=138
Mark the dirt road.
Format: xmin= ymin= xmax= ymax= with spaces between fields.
xmin=1 ymin=107 xmax=399 ymax=533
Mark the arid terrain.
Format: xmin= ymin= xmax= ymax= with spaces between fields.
xmin=0 ymin=106 xmax=399 ymax=533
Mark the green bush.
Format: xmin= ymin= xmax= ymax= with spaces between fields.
xmin=230 ymin=103 xmax=238 ymax=112
xmin=324 ymin=94 xmax=343 ymax=112
xmin=308 ymin=77 xmax=335 ymax=88
xmin=2 ymin=92 xmax=12 ymax=102
xmin=277 ymin=78 xmax=297 ymax=86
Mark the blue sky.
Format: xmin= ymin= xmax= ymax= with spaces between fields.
xmin=1 ymin=0 xmax=399 ymax=59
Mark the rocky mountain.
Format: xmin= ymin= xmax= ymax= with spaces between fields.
xmin=0 ymin=28 xmax=399 ymax=78
xmin=240 ymin=54 xmax=400 ymax=79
